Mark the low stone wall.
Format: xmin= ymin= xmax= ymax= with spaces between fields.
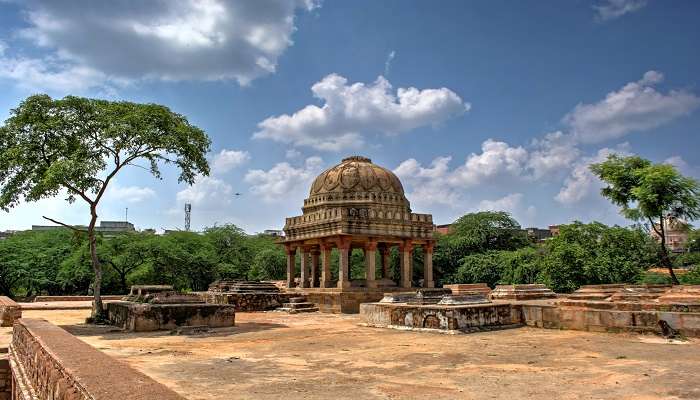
xmin=9 ymin=318 xmax=185 ymax=399
xmin=0 ymin=297 xmax=21 ymax=327
xmin=205 ymin=292 xmax=296 ymax=311
xmin=361 ymin=302 xmax=522 ymax=333
xmin=107 ymin=301 xmax=236 ymax=332
xmin=0 ymin=352 xmax=11 ymax=400
xmin=521 ymin=301 xmax=700 ymax=337
xmin=33 ymin=295 xmax=124 ymax=302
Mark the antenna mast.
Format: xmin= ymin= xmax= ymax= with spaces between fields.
xmin=184 ymin=203 xmax=192 ymax=231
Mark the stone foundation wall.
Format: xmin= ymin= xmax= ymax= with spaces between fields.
xmin=9 ymin=318 xmax=185 ymax=399
xmin=33 ymin=295 xmax=124 ymax=302
xmin=361 ymin=302 xmax=522 ymax=333
xmin=521 ymin=302 xmax=700 ymax=337
xmin=205 ymin=292 xmax=296 ymax=311
xmin=0 ymin=353 xmax=11 ymax=400
xmin=107 ymin=301 xmax=236 ymax=332
xmin=0 ymin=297 xmax=21 ymax=327
xmin=301 ymin=290 xmax=387 ymax=313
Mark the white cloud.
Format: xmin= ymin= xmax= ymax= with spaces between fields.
xmin=395 ymin=156 xmax=461 ymax=208
xmin=0 ymin=0 xmax=318 ymax=91
xmin=449 ymin=139 xmax=529 ymax=186
xmin=664 ymin=155 xmax=700 ymax=178
xmin=527 ymin=131 xmax=580 ymax=180
xmin=176 ymin=175 xmax=233 ymax=207
xmin=563 ymin=71 xmax=700 ymax=144
xmin=211 ymin=149 xmax=250 ymax=173
xmin=555 ymin=145 xmax=630 ymax=205
xmin=593 ymin=0 xmax=648 ymax=21
xmin=285 ymin=149 xmax=302 ymax=159
xmin=253 ymin=74 xmax=469 ymax=151
xmin=244 ymin=156 xmax=324 ymax=202
xmin=477 ymin=193 xmax=536 ymax=225
xmin=106 ymin=182 xmax=156 ymax=203
xmin=384 ymin=50 xmax=396 ymax=76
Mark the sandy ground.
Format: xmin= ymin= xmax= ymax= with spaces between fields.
xmin=2 ymin=309 xmax=700 ymax=400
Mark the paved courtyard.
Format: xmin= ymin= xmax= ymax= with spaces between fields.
xmin=3 ymin=309 xmax=700 ymax=400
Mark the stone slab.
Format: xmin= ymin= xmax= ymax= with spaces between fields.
xmin=0 ymin=297 xmax=21 ymax=327
xmin=107 ymin=301 xmax=235 ymax=332
xmin=490 ymin=284 xmax=557 ymax=300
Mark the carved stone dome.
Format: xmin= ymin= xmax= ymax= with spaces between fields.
xmin=304 ymin=156 xmax=409 ymax=211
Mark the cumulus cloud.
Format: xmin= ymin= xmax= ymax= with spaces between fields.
xmin=448 ymin=140 xmax=529 ymax=186
xmin=526 ymin=131 xmax=580 ymax=179
xmin=555 ymin=144 xmax=630 ymax=205
xmin=253 ymin=74 xmax=469 ymax=151
xmin=244 ymin=156 xmax=324 ymax=202
xmin=106 ymin=182 xmax=156 ymax=203
xmin=211 ymin=149 xmax=250 ymax=173
xmin=593 ymin=0 xmax=647 ymax=21
xmin=0 ymin=0 xmax=318 ymax=91
xmin=477 ymin=193 xmax=536 ymax=225
xmin=176 ymin=175 xmax=233 ymax=207
xmin=395 ymin=156 xmax=461 ymax=208
xmin=563 ymin=71 xmax=700 ymax=144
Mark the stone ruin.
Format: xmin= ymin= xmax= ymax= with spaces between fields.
xmin=490 ymin=284 xmax=557 ymax=301
xmin=205 ymin=280 xmax=297 ymax=311
xmin=362 ymin=283 xmax=700 ymax=337
xmin=107 ymin=285 xmax=235 ymax=332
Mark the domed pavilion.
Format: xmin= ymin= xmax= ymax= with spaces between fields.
xmin=280 ymin=156 xmax=435 ymax=310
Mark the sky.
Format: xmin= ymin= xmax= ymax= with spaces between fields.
xmin=1 ymin=0 xmax=699 ymax=233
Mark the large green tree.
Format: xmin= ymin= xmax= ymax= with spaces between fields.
xmin=0 ymin=95 xmax=210 ymax=318
xmin=591 ymin=155 xmax=700 ymax=284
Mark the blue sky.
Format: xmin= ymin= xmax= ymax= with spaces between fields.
xmin=1 ymin=0 xmax=699 ymax=233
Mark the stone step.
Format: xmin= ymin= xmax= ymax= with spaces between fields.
xmin=288 ymin=297 xmax=308 ymax=304
xmin=277 ymin=306 xmax=319 ymax=314
xmin=281 ymin=302 xmax=316 ymax=309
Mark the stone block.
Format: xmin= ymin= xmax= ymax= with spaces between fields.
xmin=107 ymin=301 xmax=235 ymax=332
xmin=0 ymin=297 xmax=21 ymax=327
xmin=490 ymin=284 xmax=556 ymax=301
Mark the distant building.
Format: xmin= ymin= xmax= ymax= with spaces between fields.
xmin=263 ymin=229 xmax=284 ymax=237
xmin=0 ymin=231 xmax=17 ymax=240
xmin=434 ymin=224 xmax=452 ymax=235
xmin=32 ymin=220 xmax=135 ymax=237
xmin=525 ymin=227 xmax=552 ymax=242
xmin=650 ymin=215 xmax=689 ymax=253
xmin=548 ymin=225 xmax=560 ymax=237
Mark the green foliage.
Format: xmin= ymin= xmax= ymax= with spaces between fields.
xmin=434 ymin=211 xmax=529 ymax=283
xmin=248 ymin=249 xmax=286 ymax=281
xmin=679 ymin=267 xmax=700 ymax=285
xmin=538 ymin=222 xmax=655 ymax=292
xmin=590 ymin=155 xmax=700 ymax=282
xmin=687 ymin=229 xmax=700 ymax=252
xmin=637 ymin=272 xmax=673 ymax=285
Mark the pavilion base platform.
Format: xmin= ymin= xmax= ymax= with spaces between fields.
xmin=285 ymin=287 xmax=410 ymax=314
xmin=360 ymin=302 xmax=522 ymax=334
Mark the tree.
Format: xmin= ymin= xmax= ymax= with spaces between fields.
xmin=591 ymin=155 xmax=700 ymax=284
xmin=248 ymin=248 xmax=287 ymax=281
xmin=0 ymin=95 xmax=210 ymax=319
xmin=434 ymin=211 xmax=529 ymax=282
xmin=102 ymin=232 xmax=153 ymax=293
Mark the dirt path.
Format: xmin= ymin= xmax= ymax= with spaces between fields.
xmin=5 ymin=309 xmax=700 ymax=400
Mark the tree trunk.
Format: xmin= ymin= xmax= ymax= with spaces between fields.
xmin=88 ymin=206 xmax=105 ymax=320
xmin=658 ymin=216 xmax=680 ymax=285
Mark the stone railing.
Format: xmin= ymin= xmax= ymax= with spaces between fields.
xmin=10 ymin=319 xmax=185 ymax=399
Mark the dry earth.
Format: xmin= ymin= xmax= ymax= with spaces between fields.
xmin=3 ymin=308 xmax=700 ymax=400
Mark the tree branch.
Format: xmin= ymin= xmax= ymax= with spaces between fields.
xmin=42 ymin=216 xmax=86 ymax=232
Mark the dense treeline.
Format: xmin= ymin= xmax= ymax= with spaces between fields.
xmin=436 ymin=212 xmax=700 ymax=292
xmin=1 ymin=212 xmax=699 ymax=298
xmin=0 ymin=225 xmax=287 ymax=297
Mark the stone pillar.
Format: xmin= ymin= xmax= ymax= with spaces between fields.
xmin=399 ymin=241 xmax=413 ymax=288
xmin=300 ymin=247 xmax=310 ymax=288
xmin=311 ymin=249 xmax=320 ymax=288
xmin=320 ymin=244 xmax=332 ymax=288
xmin=423 ymin=242 xmax=435 ymax=288
xmin=337 ymin=238 xmax=351 ymax=289
xmin=365 ymin=241 xmax=377 ymax=288
xmin=285 ymin=246 xmax=296 ymax=288
xmin=380 ymin=245 xmax=391 ymax=280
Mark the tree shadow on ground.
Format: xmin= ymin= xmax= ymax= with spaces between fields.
xmin=59 ymin=321 xmax=288 ymax=340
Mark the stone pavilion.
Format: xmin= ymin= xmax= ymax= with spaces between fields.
xmin=280 ymin=156 xmax=435 ymax=312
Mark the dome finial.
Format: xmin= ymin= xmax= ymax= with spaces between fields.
xmin=342 ymin=155 xmax=371 ymax=163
